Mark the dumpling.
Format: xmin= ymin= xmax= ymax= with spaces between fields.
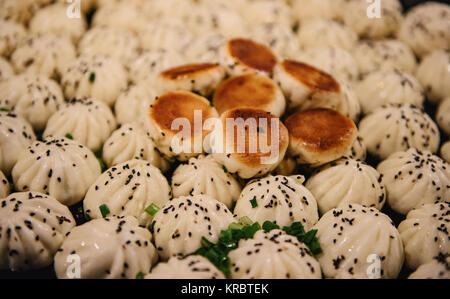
xmin=442 ymin=142 xmax=450 ymax=162
xmin=212 ymin=73 xmax=286 ymax=117
xmin=114 ymin=84 xmax=157 ymax=126
xmin=0 ymin=20 xmax=26 ymax=57
xmin=437 ymin=98 xmax=450 ymax=136
xmin=185 ymin=33 xmax=228 ymax=64
xmin=250 ymin=23 xmax=300 ymax=59
xmin=409 ymin=253 xmax=450 ymax=279
xmin=352 ymin=39 xmax=417 ymax=77
xmin=29 ymin=4 xmax=87 ymax=44
xmin=54 ymin=216 xmax=157 ymax=279
xmin=11 ymin=34 xmax=76 ymax=79
xmin=356 ymin=70 xmax=424 ymax=115
xmin=234 ymin=175 xmax=319 ymax=229
xmin=0 ymin=170 xmax=9 ymax=198
xmin=61 ymin=54 xmax=128 ymax=107
xmin=416 ymin=50 xmax=450 ymax=104
xmin=0 ymin=192 xmax=75 ymax=271
xmin=0 ymin=57 xmax=13 ymax=81
xmin=240 ymin=0 xmax=293 ymax=27
xmin=171 ymin=155 xmax=241 ymax=209
xmin=152 ymin=195 xmax=234 ymax=260
xmin=296 ymin=18 xmax=358 ymax=52
xmin=84 ymin=160 xmax=171 ymax=228
xmin=313 ymin=204 xmax=404 ymax=278
xmin=305 ymin=158 xmax=386 ymax=215
xmin=92 ymin=2 xmax=147 ymax=34
xmin=377 ymin=148 xmax=450 ymax=215
xmin=102 ymin=123 xmax=168 ymax=171
xmin=398 ymin=2 xmax=450 ymax=57
xmin=43 ymin=98 xmax=116 ymax=152
xmin=338 ymin=0 xmax=403 ymax=39
xmin=146 ymin=255 xmax=225 ymax=279
xmin=398 ymin=203 xmax=450 ymax=270
xmin=359 ymin=104 xmax=440 ymax=160
xmin=79 ymin=27 xmax=140 ymax=67
xmin=0 ymin=0 xmax=39 ymax=25
xmin=12 ymin=137 xmax=101 ymax=206
xmin=228 ymin=229 xmax=321 ymax=279
xmin=0 ymin=112 xmax=35 ymax=175
xmin=210 ymin=108 xmax=289 ymax=179
xmin=0 ymin=74 xmax=64 ymax=131
xmin=346 ymin=135 xmax=367 ymax=161
xmin=285 ymin=109 xmax=357 ymax=166
xmin=290 ymin=0 xmax=338 ymax=20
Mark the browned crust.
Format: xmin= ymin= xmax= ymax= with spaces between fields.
xmin=285 ymin=108 xmax=356 ymax=153
xmin=282 ymin=60 xmax=340 ymax=93
xmin=160 ymin=63 xmax=221 ymax=80
xmin=228 ymin=39 xmax=278 ymax=74
xmin=213 ymin=74 xmax=277 ymax=115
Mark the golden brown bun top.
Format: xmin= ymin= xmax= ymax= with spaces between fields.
xmin=220 ymin=108 xmax=289 ymax=166
xmin=160 ymin=63 xmax=221 ymax=80
xmin=213 ymin=74 xmax=278 ymax=115
xmin=281 ymin=60 xmax=340 ymax=93
xmin=150 ymin=91 xmax=218 ymax=138
xmin=285 ymin=108 xmax=356 ymax=153
xmin=228 ymin=38 xmax=278 ymax=75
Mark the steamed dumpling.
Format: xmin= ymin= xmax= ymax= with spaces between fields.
xmin=92 ymin=2 xmax=147 ymax=34
xmin=437 ymin=98 xmax=450 ymax=136
xmin=184 ymin=33 xmax=228 ymax=64
xmin=291 ymin=0 xmax=338 ymax=20
xmin=12 ymin=137 xmax=101 ymax=206
xmin=346 ymin=135 xmax=367 ymax=161
xmin=409 ymin=253 xmax=450 ymax=279
xmin=250 ymin=22 xmax=300 ymax=59
xmin=153 ymin=195 xmax=234 ymax=260
xmin=306 ymin=158 xmax=386 ymax=215
xmin=398 ymin=203 xmax=450 ymax=270
xmin=234 ymin=175 xmax=319 ymax=229
xmin=377 ymin=148 xmax=450 ymax=215
xmin=0 ymin=170 xmax=9 ymax=198
xmin=0 ymin=192 xmax=75 ymax=271
xmin=0 ymin=20 xmax=27 ymax=57
xmin=314 ymin=204 xmax=404 ymax=278
xmin=416 ymin=50 xmax=450 ymax=104
xmin=240 ymin=0 xmax=293 ymax=27
xmin=229 ymin=229 xmax=321 ymax=279
xmin=171 ymin=155 xmax=241 ymax=209
xmin=54 ymin=216 xmax=157 ymax=279
xmin=114 ymin=84 xmax=157 ymax=126
xmin=0 ymin=57 xmax=14 ymax=81
xmin=0 ymin=0 xmax=39 ymax=25
xmin=146 ymin=255 xmax=225 ymax=279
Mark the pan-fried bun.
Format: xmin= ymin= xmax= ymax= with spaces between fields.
xmin=210 ymin=108 xmax=289 ymax=179
xmin=285 ymin=109 xmax=357 ymax=166
xmin=156 ymin=63 xmax=225 ymax=96
xmin=220 ymin=38 xmax=278 ymax=77
xmin=143 ymin=91 xmax=219 ymax=161
xmin=213 ymin=74 xmax=286 ymax=117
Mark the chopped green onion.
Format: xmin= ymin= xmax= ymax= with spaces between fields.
xmin=89 ymin=72 xmax=96 ymax=83
xmin=150 ymin=220 xmax=156 ymax=233
xmin=145 ymin=203 xmax=160 ymax=216
xmin=65 ymin=133 xmax=73 ymax=140
xmin=99 ymin=204 xmax=110 ymax=217
xmin=262 ymin=221 xmax=280 ymax=232
xmin=136 ymin=272 xmax=144 ymax=279
xmin=250 ymin=196 xmax=258 ymax=208
xmin=238 ymin=216 xmax=253 ymax=226
xmin=222 ymin=165 xmax=228 ymax=173
xmin=0 ymin=107 xmax=10 ymax=112
xmin=228 ymin=222 xmax=244 ymax=231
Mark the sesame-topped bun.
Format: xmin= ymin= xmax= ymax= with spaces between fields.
xmin=296 ymin=19 xmax=358 ymax=52
xmin=356 ymin=70 xmax=424 ymax=115
xmin=313 ymin=204 xmax=404 ymax=279
xmin=437 ymin=98 xmax=450 ymax=136
xmin=43 ymin=98 xmax=116 ymax=152
xmin=442 ymin=142 xmax=450 ymax=162
xmin=273 ymin=60 xmax=343 ymax=110
xmin=234 ymin=175 xmax=319 ymax=229
xmin=352 ymin=40 xmax=417 ymax=77
xmin=78 ymin=27 xmax=140 ymax=67
xmin=11 ymin=34 xmax=76 ymax=79
xmin=0 ymin=112 xmax=35 ymax=175
xmin=144 ymin=91 xmax=218 ymax=161
xmin=92 ymin=2 xmax=147 ymax=34
xmin=291 ymin=0 xmax=338 ymax=20
xmin=0 ymin=20 xmax=26 ymax=58
xmin=285 ymin=109 xmax=357 ymax=167
xmin=211 ymin=108 xmax=289 ymax=179
xmin=399 ymin=203 xmax=450 ymax=270
xmin=185 ymin=33 xmax=228 ymax=64
xmin=0 ymin=74 xmax=64 ymax=131
xmin=359 ymin=105 xmax=440 ymax=160
xmin=409 ymin=253 xmax=450 ymax=279
xmin=213 ymin=73 xmax=286 ymax=117
xmin=103 ymin=123 xmax=168 ymax=171
xmin=0 ymin=192 xmax=75 ymax=271
xmin=416 ymin=50 xmax=450 ymax=104
xmin=54 ymin=216 xmax=157 ymax=279
xmin=338 ymin=0 xmax=403 ymax=39
xmin=84 ymin=160 xmax=171 ymax=228
xmin=306 ymin=158 xmax=386 ymax=215
xmin=29 ymin=4 xmax=87 ymax=44
xmin=0 ymin=170 xmax=9 ymax=198
xmin=346 ymin=135 xmax=367 ymax=161
xmin=377 ymin=148 xmax=450 ymax=215
xmin=171 ymin=155 xmax=241 ymax=209
xmin=220 ymin=38 xmax=278 ymax=77
xmin=146 ymin=255 xmax=225 ymax=279
xmin=0 ymin=57 xmax=13 ymax=81
xmin=61 ymin=54 xmax=128 ymax=107
xmin=250 ymin=23 xmax=300 ymax=59
xmin=156 ymin=63 xmax=226 ymax=97
xmin=398 ymin=2 xmax=450 ymax=57
xmin=12 ymin=137 xmax=101 ymax=206
xmin=153 ymin=195 xmax=234 ymax=260
xmin=115 ymin=84 xmax=157 ymax=126
xmin=228 ymin=229 xmax=321 ymax=279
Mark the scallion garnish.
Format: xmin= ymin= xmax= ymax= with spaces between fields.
xmin=99 ymin=204 xmax=110 ymax=217
xmin=145 ymin=203 xmax=160 ymax=216
xmin=250 ymin=196 xmax=258 ymax=208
